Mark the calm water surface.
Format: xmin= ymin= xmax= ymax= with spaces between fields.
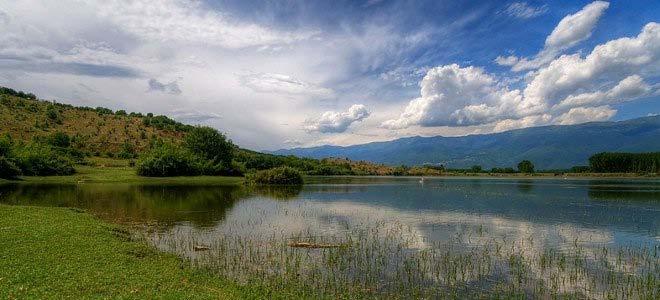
xmin=1 ymin=177 xmax=659 ymax=297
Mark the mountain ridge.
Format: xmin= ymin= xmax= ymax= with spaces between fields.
xmin=273 ymin=116 xmax=660 ymax=169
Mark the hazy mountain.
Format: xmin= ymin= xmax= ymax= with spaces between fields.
xmin=273 ymin=116 xmax=660 ymax=169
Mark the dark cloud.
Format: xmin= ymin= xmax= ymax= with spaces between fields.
xmin=148 ymin=78 xmax=182 ymax=95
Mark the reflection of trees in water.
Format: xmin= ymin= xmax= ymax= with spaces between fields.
xmin=0 ymin=183 xmax=250 ymax=228
xmin=588 ymin=186 xmax=660 ymax=202
xmin=586 ymin=179 xmax=660 ymax=202
xmin=249 ymin=185 xmax=303 ymax=200
xmin=516 ymin=180 xmax=534 ymax=193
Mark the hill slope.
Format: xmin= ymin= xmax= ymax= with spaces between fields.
xmin=0 ymin=87 xmax=191 ymax=155
xmin=273 ymin=116 xmax=660 ymax=169
xmin=0 ymin=86 xmax=400 ymax=176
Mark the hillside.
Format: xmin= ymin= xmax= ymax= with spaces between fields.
xmin=0 ymin=87 xmax=191 ymax=155
xmin=0 ymin=86 xmax=405 ymax=176
xmin=273 ymin=116 xmax=660 ymax=170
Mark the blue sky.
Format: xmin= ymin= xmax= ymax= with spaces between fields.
xmin=0 ymin=0 xmax=658 ymax=150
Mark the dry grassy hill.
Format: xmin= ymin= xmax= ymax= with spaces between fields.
xmin=0 ymin=87 xmax=189 ymax=155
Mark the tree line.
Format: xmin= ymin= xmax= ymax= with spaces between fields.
xmin=588 ymin=152 xmax=660 ymax=173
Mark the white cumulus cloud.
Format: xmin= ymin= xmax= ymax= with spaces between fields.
xmin=554 ymin=106 xmax=616 ymax=125
xmin=496 ymin=1 xmax=610 ymax=71
xmin=385 ymin=22 xmax=660 ymax=131
xmin=381 ymin=64 xmax=522 ymax=129
xmin=305 ymin=104 xmax=370 ymax=133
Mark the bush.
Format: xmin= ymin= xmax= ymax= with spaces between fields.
xmin=0 ymin=156 xmax=21 ymax=179
xmin=117 ymin=142 xmax=137 ymax=159
xmin=184 ymin=126 xmax=233 ymax=165
xmin=392 ymin=165 xmax=409 ymax=176
xmin=248 ymin=166 xmax=303 ymax=185
xmin=48 ymin=132 xmax=71 ymax=148
xmin=136 ymin=144 xmax=205 ymax=177
xmin=0 ymin=95 xmax=10 ymax=106
xmin=13 ymin=144 xmax=75 ymax=176
xmin=308 ymin=164 xmax=352 ymax=175
xmin=0 ymin=136 xmax=11 ymax=157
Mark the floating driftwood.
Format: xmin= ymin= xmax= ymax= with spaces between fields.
xmin=193 ymin=245 xmax=211 ymax=251
xmin=288 ymin=242 xmax=344 ymax=249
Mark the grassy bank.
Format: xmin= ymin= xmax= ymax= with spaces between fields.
xmin=5 ymin=162 xmax=244 ymax=185
xmin=0 ymin=205 xmax=299 ymax=299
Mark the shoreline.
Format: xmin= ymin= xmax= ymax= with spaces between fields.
xmin=0 ymin=204 xmax=299 ymax=299
xmin=1 ymin=165 xmax=657 ymax=185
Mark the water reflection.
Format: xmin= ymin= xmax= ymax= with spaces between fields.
xmin=1 ymin=178 xmax=658 ymax=297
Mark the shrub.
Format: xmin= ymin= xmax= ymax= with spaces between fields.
xmin=46 ymin=105 xmax=63 ymax=124
xmin=0 ymin=136 xmax=11 ymax=157
xmin=48 ymin=132 xmax=71 ymax=148
xmin=392 ymin=165 xmax=409 ymax=176
xmin=13 ymin=144 xmax=75 ymax=176
xmin=117 ymin=142 xmax=137 ymax=159
xmin=136 ymin=143 xmax=204 ymax=177
xmin=248 ymin=166 xmax=303 ymax=185
xmin=184 ymin=126 xmax=233 ymax=165
xmin=0 ymin=156 xmax=21 ymax=179
xmin=0 ymin=95 xmax=10 ymax=106
xmin=309 ymin=165 xmax=352 ymax=175
xmin=95 ymin=107 xmax=113 ymax=115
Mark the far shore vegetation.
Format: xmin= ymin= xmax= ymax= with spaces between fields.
xmin=1 ymin=85 xmax=659 ymax=182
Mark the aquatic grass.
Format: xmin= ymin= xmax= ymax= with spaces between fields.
xmin=144 ymin=216 xmax=659 ymax=299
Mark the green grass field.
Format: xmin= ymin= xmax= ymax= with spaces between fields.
xmin=0 ymin=205 xmax=301 ymax=299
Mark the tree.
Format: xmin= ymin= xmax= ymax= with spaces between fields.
xmin=470 ymin=165 xmax=482 ymax=173
xmin=184 ymin=126 xmax=234 ymax=166
xmin=48 ymin=132 xmax=71 ymax=148
xmin=517 ymin=160 xmax=535 ymax=173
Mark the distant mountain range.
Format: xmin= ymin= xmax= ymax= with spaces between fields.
xmin=273 ymin=116 xmax=660 ymax=170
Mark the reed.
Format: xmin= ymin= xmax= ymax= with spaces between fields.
xmin=141 ymin=217 xmax=659 ymax=299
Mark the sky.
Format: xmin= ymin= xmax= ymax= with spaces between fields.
xmin=0 ymin=0 xmax=658 ymax=151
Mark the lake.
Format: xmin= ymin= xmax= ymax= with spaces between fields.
xmin=1 ymin=177 xmax=658 ymax=298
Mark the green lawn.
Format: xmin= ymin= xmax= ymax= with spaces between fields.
xmin=6 ymin=165 xmax=245 ymax=185
xmin=0 ymin=205 xmax=290 ymax=299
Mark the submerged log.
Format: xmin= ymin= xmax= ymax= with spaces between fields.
xmin=288 ymin=242 xmax=344 ymax=248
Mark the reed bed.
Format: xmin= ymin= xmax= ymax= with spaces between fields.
xmin=143 ymin=218 xmax=659 ymax=299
